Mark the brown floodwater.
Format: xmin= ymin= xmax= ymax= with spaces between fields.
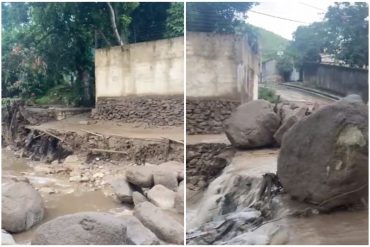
xmin=2 ymin=150 xmax=126 ymax=244
xmin=187 ymin=148 xmax=369 ymax=245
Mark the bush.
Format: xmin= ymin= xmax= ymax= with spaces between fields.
xmin=258 ymin=87 xmax=281 ymax=104
xmin=34 ymin=84 xmax=82 ymax=106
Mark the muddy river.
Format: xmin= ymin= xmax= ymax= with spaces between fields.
xmin=2 ymin=150 xmax=129 ymax=244
xmin=187 ymin=149 xmax=368 ymax=245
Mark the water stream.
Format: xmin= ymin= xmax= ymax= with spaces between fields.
xmin=187 ymin=149 xmax=368 ymax=245
xmin=2 ymin=150 xmax=127 ymax=244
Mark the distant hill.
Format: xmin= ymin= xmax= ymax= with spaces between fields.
xmin=251 ymin=25 xmax=290 ymax=62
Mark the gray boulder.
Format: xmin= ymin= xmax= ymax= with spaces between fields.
xmin=278 ymin=101 xmax=368 ymax=209
xmin=132 ymin=191 xmax=148 ymax=206
xmin=147 ymin=185 xmax=176 ymax=209
xmin=158 ymin=161 xmax=184 ymax=182
xmin=31 ymin=212 xmax=127 ymax=245
xmin=225 ymin=100 xmax=281 ymax=148
xmin=134 ymin=202 xmax=184 ymax=244
xmin=126 ymin=166 xmax=154 ymax=188
xmin=274 ymin=107 xmax=307 ymax=145
xmin=174 ymin=182 xmax=184 ymax=213
xmin=153 ymin=170 xmax=178 ymax=191
xmin=121 ymin=215 xmax=160 ymax=245
xmin=111 ymin=177 xmax=133 ymax=203
xmin=2 ymin=181 xmax=44 ymax=233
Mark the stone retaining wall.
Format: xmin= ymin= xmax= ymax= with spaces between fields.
xmin=92 ymin=96 xmax=183 ymax=126
xmin=186 ymin=98 xmax=240 ymax=134
xmin=186 ymin=143 xmax=234 ymax=190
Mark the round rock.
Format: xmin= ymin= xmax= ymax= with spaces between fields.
xmin=277 ymin=101 xmax=368 ymax=209
xmin=225 ymin=100 xmax=280 ymax=148
xmin=2 ymin=181 xmax=44 ymax=233
xmin=31 ymin=212 xmax=127 ymax=245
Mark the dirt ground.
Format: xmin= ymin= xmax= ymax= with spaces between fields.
xmin=29 ymin=113 xmax=184 ymax=142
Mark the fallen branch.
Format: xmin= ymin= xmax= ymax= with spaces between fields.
xmin=90 ymin=148 xmax=128 ymax=155
xmin=37 ymin=129 xmax=64 ymax=142
xmin=161 ymin=137 xmax=184 ymax=144
xmin=80 ymin=129 xmax=104 ymax=137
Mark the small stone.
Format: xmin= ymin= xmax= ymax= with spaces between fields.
xmin=132 ymin=192 xmax=148 ymax=206
xmin=147 ymin=185 xmax=176 ymax=209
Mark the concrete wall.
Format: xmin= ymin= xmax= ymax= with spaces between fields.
xmin=186 ymin=32 xmax=260 ymax=102
xmin=95 ymin=37 xmax=184 ymax=98
xmin=303 ymin=63 xmax=369 ymax=102
xmin=262 ymin=59 xmax=279 ymax=82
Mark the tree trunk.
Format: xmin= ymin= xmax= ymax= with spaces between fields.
xmin=77 ymin=68 xmax=92 ymax=106
xmin=107 ymin=2 xmax=124 ymax=46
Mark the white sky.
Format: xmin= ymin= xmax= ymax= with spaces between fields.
xmin=246 ymin=1 xmax=336 ymax=40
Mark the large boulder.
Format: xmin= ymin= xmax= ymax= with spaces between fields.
xmin=274 ymin=107 xmax=307 ymax=145
xmin=2 ymin=181 xmax=44 ymax=233
xmin=31 ymin=212 xmax=127 ymax=245
xmin=134 ymin=202 xmax=184 ymax=244
xmin=111 ymin=177 xmax=134 ymax=203
xmin=277 ymin=100 xmax=368 ymax=209
xmin=225 ymin=100 xmax=281 ymax=148
xmin=147 ymin=185 xmax=176 ymax=209
xmin=120 ymin=215 xmax=160 ymax=245
xmin=126 ymin=166 xmax=154 ymax=188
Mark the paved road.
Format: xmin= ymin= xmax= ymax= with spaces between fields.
xmin=274 ymin=85 xmax=334 ymax=105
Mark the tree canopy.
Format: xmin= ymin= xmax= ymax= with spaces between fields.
xmin=288 ymin=2 xmax=368 ymax=69
xmin=2 ymin=2 xmax=184 ymax=106
xmin=186 ymin=3 xmax=255 ymax=33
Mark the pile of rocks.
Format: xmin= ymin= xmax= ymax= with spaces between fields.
xmin=186 ymin=98 xmax=240 ymax=134
xmin=186 ymin=143 xmax=234 ymax=190
xmin=224 ymin=99 xmax=311 ymax=149
xmin=110 ymin=161 xmax=184 ymax=213
xmin=92 ymin=96 xmax=183 ymax=126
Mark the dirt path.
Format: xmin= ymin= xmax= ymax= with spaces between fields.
xmin=28 ymin=113 xmax=184 ymax=142
xmin=274 ymin=86 xmax=334 ymax=105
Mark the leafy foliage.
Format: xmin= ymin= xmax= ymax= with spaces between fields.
xmin=325 ymin=2 xmax=368 ymax=67
xmin=289 ymin=2 xmax=368 ymax=69
xmin=187 ymin=3 xmax=255 ymax=33
xmin=258 ymin=87 xmax=280 ymax=104
xmin=2 ymin=2 xmax=184 ymax=106
xmin=165 ymin=3 xmax=184 ymax=38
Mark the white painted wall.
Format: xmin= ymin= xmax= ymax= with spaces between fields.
xmin=95 ymin=37 xmax=184 ymax=98
xmin=186 ymin=32 xmax=260 ymax=102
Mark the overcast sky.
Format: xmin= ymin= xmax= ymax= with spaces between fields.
xmin=246 ymin=1 xmax=336 ymax=40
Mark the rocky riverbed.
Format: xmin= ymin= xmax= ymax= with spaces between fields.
xmin=2 ymin=149 xmax=184 ymax=245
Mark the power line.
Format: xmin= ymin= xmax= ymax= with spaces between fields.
xmin=299 ymin=2 xmax=325 ymax=11
xmin=249 ymin=10 xmax=308 ymax=24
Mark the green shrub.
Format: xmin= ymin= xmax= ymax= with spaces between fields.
xmin=34 ymin=84 xmax=82 ymax=106
xmin=258 ymin=87 xmax=281 ymax=104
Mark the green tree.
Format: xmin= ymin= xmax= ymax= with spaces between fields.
xmin=325 ymin=2 xmax=368 ymax=67
xmin=2 ymin=2 xmax=184 ymax=105
xmin=288 ymin=2 xmax=368 ymax=69
xmin=165 ymin=2 xmax=184 ymax=38
xmin=187 ymin=3 xmax=255 ymax=33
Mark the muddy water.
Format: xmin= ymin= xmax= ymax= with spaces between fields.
xmin=187 ymin=149 xmax=368 ymax=245
xmin=2 ymin=150 xmax=126 ymax=244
